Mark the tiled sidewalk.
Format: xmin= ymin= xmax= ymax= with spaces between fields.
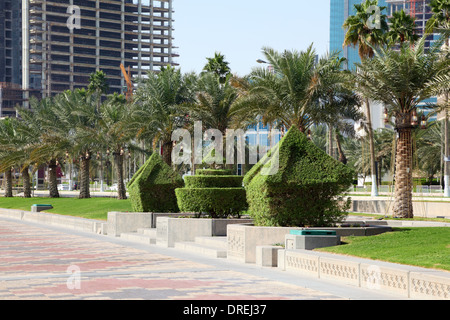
xmin=0 ymin=219 xmax=343 ymax=300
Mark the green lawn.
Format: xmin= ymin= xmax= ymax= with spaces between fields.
xmin=0 ymin=197 xmax=132 ymax=220
xmin=316 ymin=227 xmax=450 ymax=271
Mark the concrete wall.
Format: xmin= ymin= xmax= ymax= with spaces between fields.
xmin=350 ymin=199 xmax=450 ymax=218
xmin=0 ymin=208 xmax=106 ymax=234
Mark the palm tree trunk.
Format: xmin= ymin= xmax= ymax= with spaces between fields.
xmin=79 ymin=157 xmax=91 ymax=199
xmin=4 ymin=170 xmax=13 ymax=197
xmin=335 ymin=131 xmax=347 ymax=164
xmin=328 ymin=124 xmax=334 ymax=158
xmin=114 ymin=152 xmax=127 ymax=200
xmin=162 ymin=140 xmax=173 ymax=166
xmin=444 ymin=108 xmax=449 ymax=197
xmin=365 ymin=98 xmax=378 ymax=196
xmin=442 ymin=37 xmax=449 ymax=197
xmin=22 ymin=166 xmax=31 ymax=198
xmin=48 ymin=160 xmax=60 ymax=198
xmin=393 ymin=127 xmax=413 ymax=218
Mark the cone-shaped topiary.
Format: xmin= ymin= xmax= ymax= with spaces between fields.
xmin=244 ymin=126 xmax=354 ymax=227
xmin=175 ymin=169 xmax=247 ymax=218
xmin=128 ymin=153 xmax=184 ymax=212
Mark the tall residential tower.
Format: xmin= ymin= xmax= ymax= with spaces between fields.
xmin=0 ymin=0 xmax=178 ymax=116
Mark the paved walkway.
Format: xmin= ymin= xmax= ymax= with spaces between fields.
xmin=0 ymin=216 xmax=406 ymax=301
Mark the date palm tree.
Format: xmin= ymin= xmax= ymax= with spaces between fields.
xmin=98 ymin=93 xmax=134 ymax=199
xmin=189 ymin=72 xmax=239 ymax=134
xmin=0 ymin=116 xmax=38 ymax=198
xmin=231 ymin=45 xmax=330 ymax=133
xmin=343 ymin=0 xmax=389 ymax=196
xmin=0 ymin=117 xmax=19 ymax=197
xmin=131 ymin=66 xmax=197 ymax=166
xmin=426 ymin=0 xmax=450 ymax=197
xmin=354 ymin=36 xmax=450 ymax=217
xmin=416 ymin=121 xmax=443 ymax=184
xmin=18 ymin=97 xmax=71 ymax=198
xmin=88 ymin=70 xmax=109 ymax=114
xmin=426 ymin=0 xmax=450 ymax=37
xmin=54 ymin=89 xmax=101 ymax=199
xmin=386 ymin=9 xmax=419 ymax=46
xmin=203 ymin=52 xmax=231 ymax=84
xmin=308 ymin=53 xmax=363 ymax=162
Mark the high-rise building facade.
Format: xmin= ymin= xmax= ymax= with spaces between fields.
xmin=0 ymin=0 xmax=178 ymax=116
xmin=329 ymin=0 xmax=388 ymax=131
xmin=330 ymin=0 xmax=388 ymax=70
xmin=329 ymin=0 xmax=438 ymax=127
xmin=386 ymin=0 xmax=436 ymax=49
xmin=0 ymin=0 xmax=22 ymax=85
xmin=330 ymin=0 xmax=437 ymax=69
xmin=385 ymin=0 xmax=438 ymax=113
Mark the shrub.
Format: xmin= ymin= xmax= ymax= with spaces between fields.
xmin=176 ymin=169 xmax=247 ymax=218
xmin=244 ymin=126 xmax=354 ymax=227
xmin=195 ymin=169 xmax=234 ymax=176
xmin=128 ymin=153 xmax=184 ymax=212
xmin=184 ymin=175 xmax=243 ymax=188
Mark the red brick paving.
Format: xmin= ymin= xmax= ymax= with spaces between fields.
xmin=0 ymin=218 xmax=342 ymax=300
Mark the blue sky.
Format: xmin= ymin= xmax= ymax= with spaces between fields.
xmin=173 ymin=1 xmax=331 ymax=76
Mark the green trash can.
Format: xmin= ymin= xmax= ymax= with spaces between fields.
xmin=290 ymin=229 xmax=336 ymax=236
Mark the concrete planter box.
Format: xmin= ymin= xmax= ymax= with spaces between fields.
xmin=309 ymin=226 xmax=392 ymax=237
xmin=156 ymin=217 xmax=253 ymax=247
xmin=285 ymin=234 xmax=341 ymax=250
xmin=0 ymin=208 xmax=106 ymax=234
xmin=227 ymin=224 xmax=392 ymax=264
xmin=107 ymin=212 xmax=196 ymax=237
xmin=227 ymin=224 xmax=302 ymax=264
xmin=256 ymin=245 xmax=283 ymax=267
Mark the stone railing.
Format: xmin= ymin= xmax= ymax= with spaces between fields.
xmin=278 ymin=249 xmax=449 ymax=300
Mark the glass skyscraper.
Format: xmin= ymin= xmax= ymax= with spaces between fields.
xmin=330 ymin=0 xmax=388 ymax=70
xmin=329 ymin=0 xmax=437 ymax=124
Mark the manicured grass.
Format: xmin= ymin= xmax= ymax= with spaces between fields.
xmin=0 ymin=197 xmax=132 ymax=221
xmin=316 ymin=227 xmax=450 ymax=271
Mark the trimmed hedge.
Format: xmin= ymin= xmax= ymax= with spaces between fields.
xmin=128 ymin=153 xmax=184 ymax=213
xmin=176 ymin=169 xmax=247 ymax=218
xmin=184 ymin=175 xmax=243 ymax=188
xmin=175 ymin=188 xmax=247 ymax=218
xmin=195 ymin=169 xmax=234 ymax=176
xmin=244 ymin=126 xmax=354 ymax=227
